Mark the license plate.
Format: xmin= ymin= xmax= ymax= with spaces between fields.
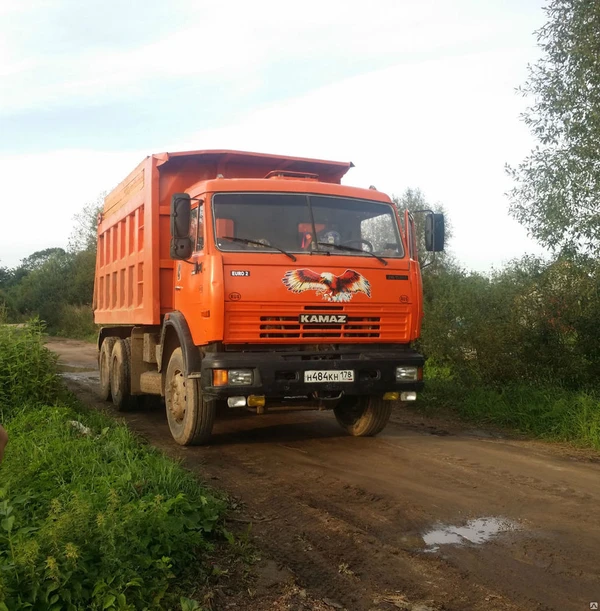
xmin=304 ymin=370 xmax=354 ymax=383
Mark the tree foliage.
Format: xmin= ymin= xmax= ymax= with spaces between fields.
xmin=67 ymin=193 xmax=104 ymax=254
xmin=393 ymin=187 xmax=452 ymax=267
xmin=507 ymin=0 xmax=600 ymax=255
xmin=0 ymin=195 xmax=102 ymax=337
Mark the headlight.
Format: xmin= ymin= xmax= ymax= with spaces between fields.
xmin=229 ymin=369 xmax=254 ymax=385
xmin=395 ymin=366 xmax=419 ymax=381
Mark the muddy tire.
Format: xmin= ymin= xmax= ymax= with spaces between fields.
xmin=334 ymin=396 xmax=392 ymax=437
xmin=165 ymin=347 xmax=215 ymax=445
xmin=98 ymin=337 xmax=117 ymax=401
xmin=110 ymin=338 xmax=136 ymax=411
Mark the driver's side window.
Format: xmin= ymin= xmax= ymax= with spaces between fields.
xmin=190 ymin=204 xmax=204 ymax=252
xmin=196 ymin=204 xmax=204 ymax=251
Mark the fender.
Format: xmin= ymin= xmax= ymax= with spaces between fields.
xmin=158 ymin=311 xmax=202 ymax=376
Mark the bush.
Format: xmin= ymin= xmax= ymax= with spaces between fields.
xmin=421 ymin=255 xmax=600 ymax=389
xmin=0 ymin=320 xmax=60 ymax=415
xmin=56 ymin=304 xmax=98 ymax=342
xmin=0 ymin=321 xmax=226 ymax=610
xmin=0 ymin=406 xmax=224 ymax=610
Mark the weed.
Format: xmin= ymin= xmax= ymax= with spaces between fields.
xmin=0 ymin=322 xmax=226 ymax=610
xmin=417 ymin=376 xmax=600 ymax=450
xmin=0 ymin=319 xmax=60 ymax=415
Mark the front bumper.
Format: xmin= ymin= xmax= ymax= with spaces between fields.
xmin=199 ymin=346 xmax=424 ymax=398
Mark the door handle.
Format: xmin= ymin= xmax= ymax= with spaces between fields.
xmin=175 ymin=286 xmax=182 ymax=291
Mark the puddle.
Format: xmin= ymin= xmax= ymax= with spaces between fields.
xmin=60 ymin=371 xmax=99 ymax=388
xmin=423 ymin=517 xmax=518 ymax=551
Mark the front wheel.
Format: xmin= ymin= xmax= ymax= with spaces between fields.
xmin=334 ymin=396 xmax=392 ymax=437
xmin=165 ymin=347 xmax=215 ymax=445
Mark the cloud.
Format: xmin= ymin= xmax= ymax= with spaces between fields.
xmin=0 ymin=0 xmax=541 ymax=114
xmin=0 ymin=0 xmax=547 ymax=270
xmin=0 ymin=42 xmax=545 ymax=270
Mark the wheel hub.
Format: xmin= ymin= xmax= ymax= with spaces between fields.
xmin=168 ymin=371 xmax=186 ymax=422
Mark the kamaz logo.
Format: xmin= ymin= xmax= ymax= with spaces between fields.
xmin=299 ymin=314 xmax=348 ymax=324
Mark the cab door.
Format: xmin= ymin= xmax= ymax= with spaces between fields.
xmin=404 ymin=210 xmax=423 ymax=338
xmin=174 ymin=198 xmax=207 ymax=343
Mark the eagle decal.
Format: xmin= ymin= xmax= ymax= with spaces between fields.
xmin=282 ymin=269 xmax=371 ymax=302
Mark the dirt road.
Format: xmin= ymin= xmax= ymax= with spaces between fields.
xmin=48 ymin=338 xmax=600 ymax=611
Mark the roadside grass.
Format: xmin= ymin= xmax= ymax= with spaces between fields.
xmin=0 ymin=321 xmax=228 ymax=610
xmin=417 ymin=374 xmax=600 ymax=450
xmin=0 ymin=319 xmax=61 ymax=413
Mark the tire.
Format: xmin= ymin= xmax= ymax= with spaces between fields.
xmin=165 ymin=347 xmax=215 ymax=445
xmin=110 ymin=338 xmax=136 ymax=411
xmin=98 ymin=337 xmax=117 ymax=401
xmin=334 ymin=396 xmax=392 ymax=437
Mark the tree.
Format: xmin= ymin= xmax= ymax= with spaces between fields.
xmin=507 ymin=0 xmax=600 ymax=256
xmin=67 ymin=193 xmax=105 ymax=254
xmin=393 ymin=187 xmax=452 ymax=266
xmin=19 ymin=248 xmax=67 ymax=272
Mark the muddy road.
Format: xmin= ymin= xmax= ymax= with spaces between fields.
xmin=48 ymin=338 xmax=599 ymax=611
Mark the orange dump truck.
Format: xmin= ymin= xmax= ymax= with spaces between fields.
xmin=94 ymin=150 xmax=444 ymax=445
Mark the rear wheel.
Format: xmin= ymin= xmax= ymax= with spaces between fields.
xmin=165 ymin=347 xmax=215 ymax=445
xmin=98 ymin=337 xmax=117 ymax=401
xmin=334 ymin=396 xmax=392 ymax=437
xmin=110 ymin=338 xmax=137 ymax=411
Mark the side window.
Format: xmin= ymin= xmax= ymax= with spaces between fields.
xmin=408 ymin=214 xmax=417 ymax=260
xmin=197 ymin=204 xmax=204 ymax=251
xmin=189 ymin=207 xmax=198 ymax=250
xmin=189 ymin=204 xmax=205 ymax=252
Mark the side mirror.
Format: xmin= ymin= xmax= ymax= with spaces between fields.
xmin=425 ymin=213 xmax=445 ymax=252
xmin=170 ymin=193 xmax=192 ymax=260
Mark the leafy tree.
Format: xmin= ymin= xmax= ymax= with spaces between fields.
xmin=14 ymin=250 xmax=75 ymax=328
xmin=393 ymin=187 xmax=452 ymax=267
xmin=18 ymin=247 xmax=66 ymax=272
xmin=0 ymin=265 xmax=13 ymax=289
xmin=68 ymin=193 xmax=104 ymax=254
xmin=507 ymin=0 xmax=600 ymax=256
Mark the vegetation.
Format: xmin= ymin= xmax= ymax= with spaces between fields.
xmin=0 ymin=197 xmax=100 ymax=341
xmin=414 ymin=253 xmax=600 ymax=449
xmin=0 ymin=322 xmax=226 ymax=610
xmin=507 ymin=0 xmax=600 ymax=256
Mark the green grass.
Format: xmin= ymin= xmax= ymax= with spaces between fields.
xmin=0 ymin=322 xmax=227 ymax=610
xmin=0 ymin=319 xmax=61 ymax=414
xmin=418 ymin=377 xmax=600 ymax=450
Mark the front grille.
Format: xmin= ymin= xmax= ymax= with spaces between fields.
xmin=259 ymin=315 xmax=380 ymax=338
xmin=225 ymin=303 xmax=410 ymax=343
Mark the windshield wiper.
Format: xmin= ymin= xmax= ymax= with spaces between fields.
xmin=317 ymin=242 xmax=388 ymax=266
xmin=220 ymin=236 xmax=297 ymax=261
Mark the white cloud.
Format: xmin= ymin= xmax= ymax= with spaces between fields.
xmin=0 ymin=0 xmax=541 ymax=113
xmin=0 ymin=45 xmax=546 ymax=270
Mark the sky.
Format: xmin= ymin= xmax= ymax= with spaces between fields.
xmin=0 ymin=0 xmax=547 ymax=271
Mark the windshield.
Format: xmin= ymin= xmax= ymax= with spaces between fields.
xmin=212 ymin=193 xmax=404 ymax=258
